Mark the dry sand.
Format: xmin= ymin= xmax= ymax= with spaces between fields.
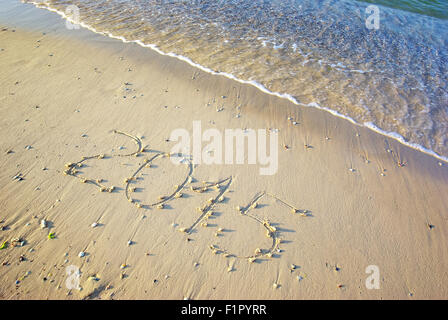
xmin=0 ymin=1 xmax=447 ymax=300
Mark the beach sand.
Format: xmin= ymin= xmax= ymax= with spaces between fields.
xmin=0 ymin=1 xmax=447 ymax=300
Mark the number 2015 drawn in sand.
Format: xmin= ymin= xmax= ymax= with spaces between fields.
xmin=63 ymin=130 xmax=312 ymax=264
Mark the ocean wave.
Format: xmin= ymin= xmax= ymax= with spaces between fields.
xmin=23 ymin=0 xmax=448 ymax=163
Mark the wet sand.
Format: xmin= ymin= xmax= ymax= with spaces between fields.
xmin=0 ymin=2 xmax=447 ymax=300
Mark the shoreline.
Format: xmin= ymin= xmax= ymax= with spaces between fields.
xmin=1 ymin=0 xmax=448 ymax=300
xmin=21 ymin=0 xmax=448 ymax=165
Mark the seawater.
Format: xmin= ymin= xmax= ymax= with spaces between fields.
xmin=24 ymin=0 xmax=448 ymax=161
